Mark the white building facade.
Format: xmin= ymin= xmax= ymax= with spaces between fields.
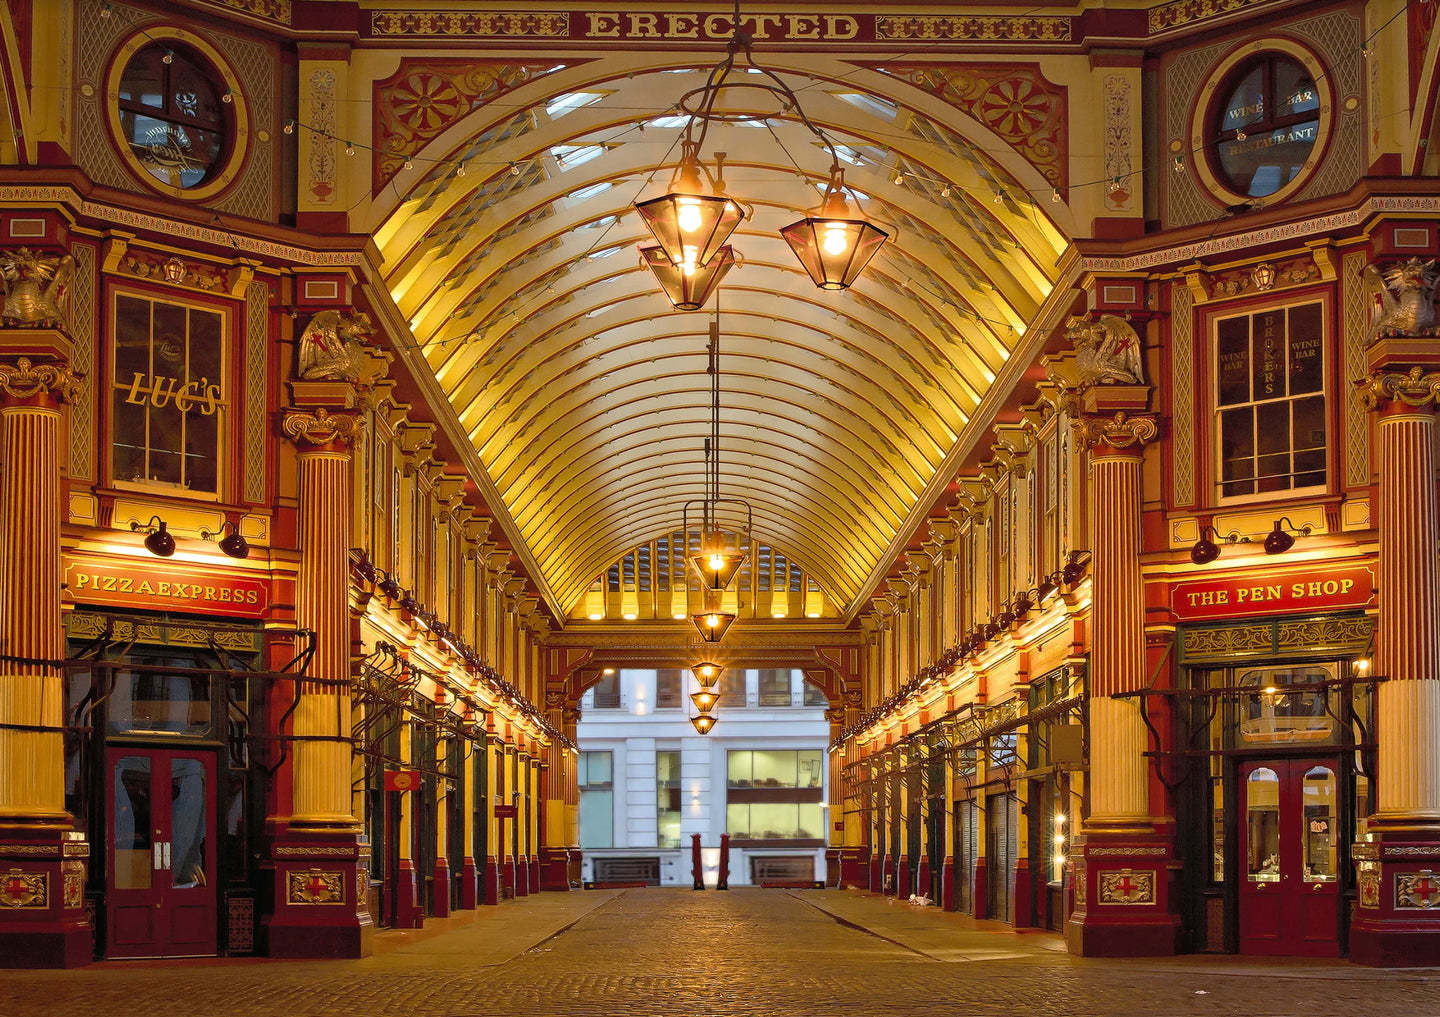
xmin=577 ymin=668 xmax=830 ymax=887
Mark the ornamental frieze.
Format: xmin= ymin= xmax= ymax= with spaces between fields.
xmin=874 ymin=64 xmax=1066 ymax=193
xmin=372 ymin=61 xmax=571 ymax=191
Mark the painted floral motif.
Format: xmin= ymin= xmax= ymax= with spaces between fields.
xmin=875 ymin=64 xmax=1067 ymax=195
xmin=372 ymin=61 xmax=570 ymax=191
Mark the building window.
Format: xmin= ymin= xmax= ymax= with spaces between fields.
xmin=728 ymin=750 xmax=824 ymax=789
xmin=726 ymin=802 xmax=825 ymax=842
xmin=106 ymin=29 xmax=248 ymax=201
xmin=1211 ymin=53 xmax=1320 ymax=199
xmin=578 ymin=751 xmax=613 ymax=849
xmin=656 ymin=750 xmax=681 ymax=849
xmin=802 ymin=680 xmax=828 ymax=707
xmin=655 ymin=669 xmax=682 ymax=709
xmin=1215 ymin=301 xmax=1325 ymax=499
xmin=590 ymin=671 xmax=620 ymax=709
xmin=757 ymin=669 xmax=792 ymax=707
xmin=111 ymin=291 xmax=226 ymax=496
xmin=720 ymin=669 xmax=747 ymax=707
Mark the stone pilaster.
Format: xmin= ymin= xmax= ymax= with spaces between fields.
xmin=1065 ymin=409 xmax=1179 ymax=957
xmin=1351 ymin=359 xmax=1440 ymax=966
xmin=0 ymin=342 xmax=91 ymax=968
xmin=261 ymin=395 xmax=371 ymax=958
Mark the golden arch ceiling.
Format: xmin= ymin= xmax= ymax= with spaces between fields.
xmin=369 ymin=53 xmax=1072 ymax=617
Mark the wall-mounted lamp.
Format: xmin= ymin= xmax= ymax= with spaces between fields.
xmin=1264 ymin=517 xmax=1312 ymax=555
xmin=130 ymin=516 xmax=175 ymax=557
xmin=1190 ymin=524 xmax=1222 ymax=565
xmin=200 ymin=520 xmax=250 ymax=559
xmin=1060 ymin=549 xmax=1091 ymax=586
xmin=377 ymin=571 xmax=401 ymax=599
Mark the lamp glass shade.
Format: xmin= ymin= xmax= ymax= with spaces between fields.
xmin=144 ymin=523 xmax=176 ymax=557
xmin=642 ymin=245 xmax=733 ymax=311
xmin=635 ymin=191 xmax=742 ymax=272
xmin=1190 ymin=535 xmax=1220 ymax=565
xmin=688 ymin=548 xmax=746 ymax=591
xmin=691 ymin=714 xmax=717 ymax=735
xmin=779 ymin=215 xmax=888 ymax=290
xmin=692 ymin=609 xmax=737 ymax=643
xmin=691 ymin=689 xmax=721 ymax=712
xmin=691 ymin=661 xmax=723 ymax=688
xmin=1263 ymin=524 xmax=1295 ymax=555
xmin=218 ymin=530 xmax=250 ymax=559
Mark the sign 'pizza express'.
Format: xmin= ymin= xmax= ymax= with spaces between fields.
xmin=1170 ymin=564 xmax=1374 ymax=621
xmin=64 ymin=556 xmax=270 ymax=618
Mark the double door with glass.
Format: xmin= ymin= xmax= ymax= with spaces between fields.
xmin=107 ymin=748 xmax=217 ymax=958
xmin=1239 ymin=758 xmax=1340 ymax=956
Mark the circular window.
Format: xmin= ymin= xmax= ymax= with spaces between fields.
xmin=1211 ymin=54 xmax=1320 ymax=197
xmin=105 ymin=29 xmax=248 ymax=200
xmin=1188 ymin=40 xmax=1331 ymax=208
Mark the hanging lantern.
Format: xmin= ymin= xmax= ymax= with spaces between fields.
xmin=691 ymin=689 xmax=721 ymax=712
xmin=641 ymin=244 xmax=734 ymax=311
xmin=691 ymin=714 xmax=718 ymax=735
xmin=691 ymin=661 xmax=723 ymax=688
xmin=687 ymin=541 xmax=746 ymax=591
xmin=692 ymin=607 xmax=737 ymax=642
xmin=781 ymin=167 xmax=889 ymax=290
xmin=635 ymin=145 xmax=744 ymax=272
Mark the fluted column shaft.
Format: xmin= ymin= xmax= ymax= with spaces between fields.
xmin=1079 ymin=413 xmax=1156 ymax=827
xmin=283 ymin=409 xmax=363 ymax=828
xmin=1375 ymin=401 xmax=1440 ymax=819
xmin=0 ymin=358 xmax=79 ymax=820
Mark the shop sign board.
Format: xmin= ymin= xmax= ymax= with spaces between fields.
xmin=1170 ymin=564 xmax=1374 ymax=621
xmin=63 ymin=555 xmax=270 ymax=618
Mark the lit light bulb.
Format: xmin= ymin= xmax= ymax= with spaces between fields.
xmin=708 ymin=553 xmax=725 ymax=570
xmin=822 ymin=223 xmax=850 ymax=256
xmin=706 ymin=614 xmax=720 ymax=627
xmin=677 ymin=198 xmax=703 ymax=233
xmin=700 ymin=665 xmax=715 ymax=678
xmin=681 ymin=246 xmax=699 ymax=277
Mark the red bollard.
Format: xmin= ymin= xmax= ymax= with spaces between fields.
xmin=691 ymin=832 xmax=705 ymax=890
xmin=717 ymin=833 xmax=730 ymax=890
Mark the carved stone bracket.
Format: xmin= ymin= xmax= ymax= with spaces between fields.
xmin=0 ymin=356 xmax=82 ymax=405
xmin=281 ymin=407 xmax=363 ymax=448
xmin=1356 ymin=367 xmax=1440 ymax=413
xmin=1072 ymin=410 xmax=1158 ymax=451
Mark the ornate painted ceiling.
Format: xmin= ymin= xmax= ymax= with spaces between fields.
xmin=367 ymin=53 xmax=1073 ymax=617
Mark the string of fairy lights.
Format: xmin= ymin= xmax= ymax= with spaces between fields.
xmin=94 ymin=0 xmax=1420 ymax=351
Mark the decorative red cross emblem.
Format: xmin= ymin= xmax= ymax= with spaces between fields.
xmin=305 ymin=875 xmax=331 ymax=898
xmin=4 ymin=875 xmax=27 ymax=898
xmin=1413 ymin=876 xmax=1439 ymax=902
xmin=1115 ymin=875 xmax=1140 ymax=897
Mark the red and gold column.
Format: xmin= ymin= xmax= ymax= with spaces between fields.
xmin=1065 ymin=410 xmax=1180 ymax=957
xmin=263 ymin=402 xmax=371 ymax=958
xmin=1351 ymin=360 xmax=1440 ymax=966
xmin=0 ymin=345 xmax=89 ymax=967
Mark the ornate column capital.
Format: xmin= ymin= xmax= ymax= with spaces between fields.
xmin=281 ymin=406 xmax=363 ymax=449
xmin=0 ymin=356 xmax=82 ymax=407
xmin=1073 ymin=410 xmax=1158 ymax=453
xmin=1356 ymin=367 xmax=1440 ymax=414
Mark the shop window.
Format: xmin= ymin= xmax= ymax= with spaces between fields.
xmin=1214 ymin=301 xmax=1325 ymax=500
xmin=112 ymin=292 xmax=226 ymax=496
xmin=578 ymin=751 xmax=613 ymax=849
xmin=1210 ymin=53 xmax=1320 ymax=199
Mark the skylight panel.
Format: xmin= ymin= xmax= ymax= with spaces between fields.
xmin=647 ymin=114 xmax=690 ymax=129
xmin=551 ymin=143 xmax=606 ymax=169
xmin=569 ymin=181 xmax=613 ymax=200
xmin=545 ymin=91 xmax=605 ymax=118
xmin=832 ymin=92 xmax=898 ymax=121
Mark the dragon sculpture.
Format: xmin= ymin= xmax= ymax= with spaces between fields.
xmin=1066 ymin=313 xmax=1145 ymax=386
xmin=1364 ymin=257 xmax=1440 ymax=346
xmin=0 ymin=248 xmax=75 ymax=330
xmin=297 ymin=309 xmax=375 ymax=381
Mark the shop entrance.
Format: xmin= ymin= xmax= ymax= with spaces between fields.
xmin=1239 ymin=758 xmax=1340 ymax=956
xmin=106 ymin=747 xmax=218 ymax=959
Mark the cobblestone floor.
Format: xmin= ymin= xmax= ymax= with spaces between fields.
xmin=3 ymin=889 xmax=1440 ymax=1016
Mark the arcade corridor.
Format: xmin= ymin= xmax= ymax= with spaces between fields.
xmin=1 ymin=889 xmax=1435 ymax=1017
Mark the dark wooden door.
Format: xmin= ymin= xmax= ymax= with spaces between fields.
xmin=107 ymin=748 xmax=217 ymax=958
xmin=1238 ymin=759 xmax=1340 ymax=956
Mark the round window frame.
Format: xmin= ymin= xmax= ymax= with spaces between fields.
xmin=105 ymin=28 xmax=249 ymax=202
xmin=1188 ymin=39 xmax=1331 ymax=208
